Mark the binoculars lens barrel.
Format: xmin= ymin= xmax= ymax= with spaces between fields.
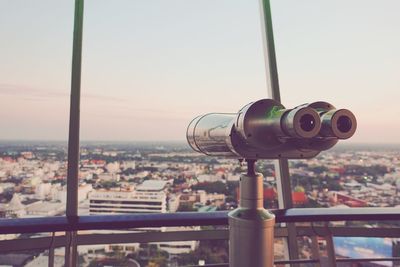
xmin=320 ymin=109 xmax=357 ymax=139
xmin=186 ymin=113 xmax=238 ymax=157
xmin=281 ymin=107 xmax=321 ymax=139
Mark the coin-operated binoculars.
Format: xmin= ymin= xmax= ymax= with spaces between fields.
xmin=186 ymin=99 xmax=356 ymax=267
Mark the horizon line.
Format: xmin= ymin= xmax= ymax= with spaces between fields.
xmin=0 ymin=139 xmax=400 ymax=146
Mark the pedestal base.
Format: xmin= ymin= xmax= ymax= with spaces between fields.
xmin=228 ymin=172 xmax=275 ymax=267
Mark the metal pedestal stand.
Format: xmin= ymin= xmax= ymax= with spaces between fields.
xmin=228 ymin=160 xmax=275 ymax=267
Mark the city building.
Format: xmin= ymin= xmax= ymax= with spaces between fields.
xmin=89 ymin=181 xmax=167 ymax=215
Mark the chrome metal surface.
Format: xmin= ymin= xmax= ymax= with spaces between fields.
xmin=186 ymin=113 xmax=238 ymax=157
xmin=235 ymin=99 xmax=285 ymax=146
xmin=186 ymin=116 xmax=202 ymax=153
xmin=228 ymin=173 xmax=275 ymax=267
xmin=186 ymin=98 xmax=352 ymax=159
xmin=280 ymin=105 xmax=321 ymax=138
xmin=308 ymin=101 xmax=357 ymax=140
xmin=320 ymin=108 xmax=357 ymax=139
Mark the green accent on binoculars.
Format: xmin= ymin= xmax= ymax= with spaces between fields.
xmin=315 ymin=108 xmax=327 ymax=113
xmin=266 ymin=106 xmax=282 ymax=119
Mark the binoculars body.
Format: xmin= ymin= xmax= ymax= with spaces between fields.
xmin=187 ymin=99 xmax=356 ymax=159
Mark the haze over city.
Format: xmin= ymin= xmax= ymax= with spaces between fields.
xmin=1 ymin=0 xmax=399 ymax=143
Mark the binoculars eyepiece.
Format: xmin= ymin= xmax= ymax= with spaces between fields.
xmin=187 ymin=99 xmax=356 ymax=159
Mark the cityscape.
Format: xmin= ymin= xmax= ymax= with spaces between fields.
xmin=0 ymin=141 xmax=399 ymax=266
xmin=1 ymin=1 xmax=399 ymax=266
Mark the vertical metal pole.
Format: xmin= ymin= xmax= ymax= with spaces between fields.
xmin=324 ymin=223 xmax=337 ymax=267
xmin=228 ymin=160 xmax=275 ymax=267
xmin=64 ymin=235 xmax=71 ymax=267
xmin=65 ymin=0 xmax=84 ymax=266
xmin=259 ymin=0 xmax=280 ymax=101
xmin=311 ymin=235 xmax=321 ymax=267
xmin=259 ymin=0 xmax=300 ymax=264
xmin=48 ymin=247 xmax=54 ymax=267
xmin=48 ymin=232 xmax=55 ymax=267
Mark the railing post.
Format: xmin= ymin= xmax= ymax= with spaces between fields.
xmin=228 ymin=160 xmax=275 ymax=267
xmin=310 ymin=235 xmax=321 ymax=267
xmin=258 ymin=0 xmax=299 ymax=264
xmin=66 ymin=0 xmax=84 ymax=266
xmin=324 ymin=223 xmax=337 ymax=267
xmin=48 ymin=232 xmax=55 ymax=267
xmin=48 ymin=248 xmax=54 ymax=267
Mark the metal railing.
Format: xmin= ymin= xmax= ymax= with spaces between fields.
xmin=1 ymin=207 xmax=400 ymax=266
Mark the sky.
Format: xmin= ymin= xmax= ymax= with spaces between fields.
xmin=0 ymin=0 xmax=399 ymax=143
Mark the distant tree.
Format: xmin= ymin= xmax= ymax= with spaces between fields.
xmin=311 ymin=166 xmax=329 ymax=174
xmin=226 ymin=181 xmax=239 ymax=198
xmin=97 ymin=180 xmax=119 ymax=189
xmin=293 ymin=162 xmax=308 ymax=168
xmin=177 ymin=202 xmax=196 ymax=212
xmin=83 ymin=178 xmax=95 ymax=184
xmin=0 ymin=190 xmax=14 ymax=202
xmin=173 ymin=176 xmax=186 ymax=185
xmin=256 ymin=163 xmax=275 ymax=177
xmin=177 ymin=240 xmax=228 ymax=266
xmin=294 ymin=185 xmax=305 ymax=192
xmin=327 ymin=180 xmax=343 ymax=191
xmin=192 ymin=181 xmax=228 ymax=194
xmin=344 ymin=164 xmax=390 ymax=177
xmin=138 ymin=248 xmax=168 ymax=267
xmin=233 ymin=166 xmax=243 ymax=174
xmin=121 ymin=168 xmax=136 ymax=175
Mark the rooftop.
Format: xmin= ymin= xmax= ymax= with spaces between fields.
xmin=136 ymin=180 xmax=168 ymax=192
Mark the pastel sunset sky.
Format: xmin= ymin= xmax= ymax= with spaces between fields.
xmin=1 ymin=0 xmax=399 ymax=143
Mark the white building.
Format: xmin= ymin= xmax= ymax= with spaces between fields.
xmin=24 ymin=201 xmax=65 ymax=217
xmin=122 ymin=161 xmax=136 ymax=170
xmin=2 ymin=194 xmax=26 ymax=218
xmin=89 ymin=180 xmax=167 ymax=214
xmin=98 ymin=173 xmax=120 ymax=182
xmin=35 ymin=183 xmax=52 ymax=199
xmin=53 ymin=183 xmax=93 ymax=204
xmin=106 ymin=162 xmax=120 ymax=173
xmin=197 ymin=174 xmax=220 ymax=183
xmin=157 ymin=227 xmax=199 ymax=255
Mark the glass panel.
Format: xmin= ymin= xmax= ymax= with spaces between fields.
xmin=25 ymin=248 xmax=65 ymax=267
xmin=257 ymin=161 xmax=279 ymax=209
xmin=274 ymin=238 xmax=288 ymax=262
xmin=78 ymin=238 xmax=290 ymax=266
xmin=79 ymin=240 xmax=226 ymax=267
xmin=271 ymin=1 xmax=400 ymax=208
xmin=0 ymin=231 xmax=66 ymax=267
xmin=79 ymin=0 xmax=269 ymax=215
xmin=0 ymin=1 xmax=73 ymax=218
